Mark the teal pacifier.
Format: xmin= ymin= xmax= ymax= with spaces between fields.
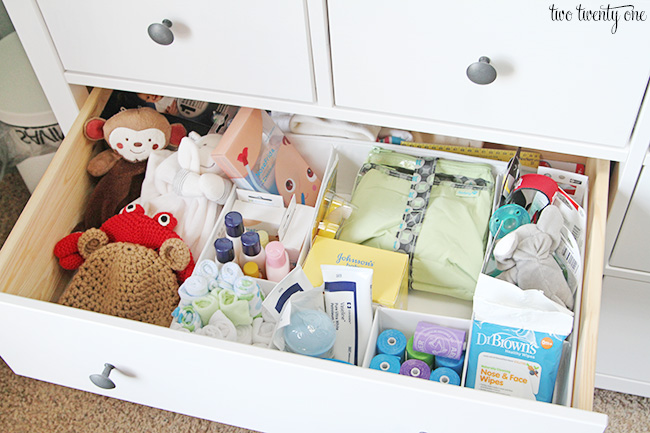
xmin=489 ymin=204 xmax=530 ymax=239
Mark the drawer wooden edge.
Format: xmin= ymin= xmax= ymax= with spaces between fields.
xmin=572 ymin=158 xmax=610 ymax=410
xmin=0 ymin=88 xmax=113 ymax=301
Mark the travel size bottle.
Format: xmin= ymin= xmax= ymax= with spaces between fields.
xmin=224 ymin=211 xmax=244 ymax=264
xmin=240 ymin=231 xmax=266 ymax=278
xmin=214 ymin=237 xmax=235 ymax=265
xmin=243 ymin=261 xmax=261 ymax=279
xmin=265 ymin=241 xmax=290 ymax=282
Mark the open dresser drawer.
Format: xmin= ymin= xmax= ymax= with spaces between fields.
xmin=0 ymin=88 xmax=610 ymax=433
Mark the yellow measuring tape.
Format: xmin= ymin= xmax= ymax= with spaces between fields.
xmin=400 ymin=142 xmax=540 ymax=168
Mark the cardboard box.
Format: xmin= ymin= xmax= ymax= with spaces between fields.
xmin=211 ymin=107 xmax=322 ymax=207
xmin=302 ymin=235 xmax=409 ymax=310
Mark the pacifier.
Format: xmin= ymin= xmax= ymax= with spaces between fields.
xmin=489 ymin=204 xmax=530 ymax=239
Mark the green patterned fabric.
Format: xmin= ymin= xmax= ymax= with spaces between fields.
xmin=338 ymin=150 xmax=495 ymax=300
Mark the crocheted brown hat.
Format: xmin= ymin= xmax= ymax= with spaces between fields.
xmin=59 ymin=229 xmax=190 ymax=327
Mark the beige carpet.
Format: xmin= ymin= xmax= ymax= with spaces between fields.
xmin=0 ymin=167 xmax=648 ymax=432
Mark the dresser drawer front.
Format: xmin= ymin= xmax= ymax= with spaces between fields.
xmin=0 ymin=295 xmax=607 ymax=433
xmin=0 ymin=89 xmax=608 ymax=432
xmin=36 ymin=0 xmax=315 ymax=103
xmin=328 ymin=0 xmax=650 ymax=148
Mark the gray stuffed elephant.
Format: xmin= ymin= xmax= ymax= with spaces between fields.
xmin=492 ymin=205 xmax=574 ymax=310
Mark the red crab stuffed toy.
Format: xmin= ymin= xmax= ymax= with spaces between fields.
xmin=54 ymin=204 xmax=195 ymax=283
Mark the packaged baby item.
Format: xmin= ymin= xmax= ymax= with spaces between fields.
xmin=303 ymin=235 xmax=409 ymax=310
xmin=321 ymin=265 xmax=374 ymax=366
xmin=211 ymin=107 xmax=321 ymax=207
xmin=266 ymin=269 xmax=336 ymax=358
xmin=262 ymin=265 xmax=316 ymax=322
xmin=465 ymin=274 xmax=574 ymax=403
xmin=337 ymin=147 xmax=495 ymax=300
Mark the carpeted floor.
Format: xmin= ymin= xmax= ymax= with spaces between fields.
xmin=0 ymin=167 xmax=649 ymax=432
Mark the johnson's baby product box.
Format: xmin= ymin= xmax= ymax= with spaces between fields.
xmin=211 ymin=108 xmax=321 ymax=207
xmin=303 ymin=236 xmax=409 ymax=310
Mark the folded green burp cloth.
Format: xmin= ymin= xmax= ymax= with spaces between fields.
xmin=218 ymin=288 xmax=253 ymax=326
xmin=192 ymin=292 xmax=220 ymax=326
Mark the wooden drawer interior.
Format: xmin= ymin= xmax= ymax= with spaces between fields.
xmin=0 ymin=87 xmax=609 ymax=412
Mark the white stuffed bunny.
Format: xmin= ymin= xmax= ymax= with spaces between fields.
xmin=493 ymin=205 xmax=575 ymax=310
xmin=173 ymin=132 xmax=231 ymax=202
xmin=139 ymin=132 xmax=232 ymax=257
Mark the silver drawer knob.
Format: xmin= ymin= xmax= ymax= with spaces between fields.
xmin=466 ymin=56 xmax=497 ymax=85
xmin=148 ymin=19 xmax=174 ymax=45
xmin=89 ymin=363 xmax=116 ymax=389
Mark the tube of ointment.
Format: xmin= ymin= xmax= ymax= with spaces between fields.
xmin=261 ymin=265 xmax=315 ymax=323
xmin=321 ymin=265 xmax=373 ymax=366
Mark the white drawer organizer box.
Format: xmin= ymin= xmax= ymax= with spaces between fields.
xmin=2 ymin=0 xmax=649 ymax=431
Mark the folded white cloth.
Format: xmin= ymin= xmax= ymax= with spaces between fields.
xmin=195 ymin=259 xmax=219 ymax=281
xmin=252 ymin=317 xmax=275 ymax=346
xmin=289 ymin=115 xmax=382 ymax=142
xmin=196 ymin=310 xmax=237 ymax=341
xmin=236 ymin=324 xmax=253 ymax=345
xmin=178 ymin=275 xmax=210 ymax=307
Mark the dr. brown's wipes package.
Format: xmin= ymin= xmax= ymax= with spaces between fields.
xmin=211 ymin=108 xmax=321 ymax=207
xmin=465 ymin=274 xmax=574 ymax=403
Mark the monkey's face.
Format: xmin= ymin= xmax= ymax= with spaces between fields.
xmin=108 ymin=127 xmax=166 ymax=162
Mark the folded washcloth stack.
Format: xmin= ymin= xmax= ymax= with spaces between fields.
xmin=178 ymin=275 xmax=210 ymax=307
xmin=170 ymin=261 xmax=277 ymax=347
xmin=196 ymin=310 xmax=237 ymax=341
xmin=216 ymin=262 xmax=244 ymax=291
xmin=194 ymin=259 xmax=220 ymax=282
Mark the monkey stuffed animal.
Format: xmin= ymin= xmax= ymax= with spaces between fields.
xmin=81 ymin=107 xmax=186 ymax=230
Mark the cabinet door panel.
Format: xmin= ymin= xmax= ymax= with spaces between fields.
xmin=328 ymin=0 xmax=650 ymax=147
xmin=610 ymin=165 xmax=650 ymax=271
xmin=596 ymin=276 xmax=650 ymax=397
xmin=36 ymin=0 xmax=315 ymax=103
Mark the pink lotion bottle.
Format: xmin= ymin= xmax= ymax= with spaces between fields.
xmin=265 ymin=241 xmax=290 ymax=282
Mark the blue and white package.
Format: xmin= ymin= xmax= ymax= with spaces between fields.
xmin=321 ymin=265 xmax=373 ymax=366
xmin=465 ymin=275 xmax=574 ymax=403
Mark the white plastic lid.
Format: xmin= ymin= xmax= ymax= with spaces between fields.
xmin=0 ymin=32 xmax=57 ymax=127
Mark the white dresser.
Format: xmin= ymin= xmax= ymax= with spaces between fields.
xmin=2 ymin=0 xmax=650 ymax=431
